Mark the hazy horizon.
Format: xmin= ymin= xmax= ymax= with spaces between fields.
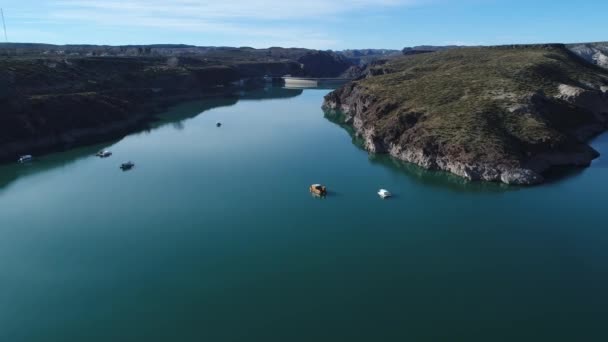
xmin=1 ymin=0 xmax=607 ymax=50
xmin=1 ymin=40 xmax=607 ymax=51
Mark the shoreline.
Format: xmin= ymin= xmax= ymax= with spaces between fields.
xmin=322 ymin=65 xmax=608 ymax=185
xmin=0 ymin=88 xmax=241 ymax=165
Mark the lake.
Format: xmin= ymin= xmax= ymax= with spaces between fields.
xmin=1 ymin=87 xmax=607 ymax=341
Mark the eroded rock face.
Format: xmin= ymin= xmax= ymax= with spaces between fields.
xmin=557 ymin=84 xmax=608 ymax=122
xmin=296 ymin=51 xmax=352 ymax=78
xmin=568 ymin=43 xmax=608 ymax=70
xmin=594 ymin=52 xmax=608 ymax=69
xmin=323 ymin=81 xmax=607 ymax=186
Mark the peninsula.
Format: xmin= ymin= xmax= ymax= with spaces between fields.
xmin=324 ymin=44 xmax=608 ymax=185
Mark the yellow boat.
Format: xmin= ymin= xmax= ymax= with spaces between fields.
xmin=309 ymin=184 xmax=327 ymax=196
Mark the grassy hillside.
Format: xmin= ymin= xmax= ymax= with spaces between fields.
xmin=325 ymin=44 xmax=608 ymax=184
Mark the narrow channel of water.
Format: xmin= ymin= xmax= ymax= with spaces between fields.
xmin=1 ymin=87 xmax=607 ymax=341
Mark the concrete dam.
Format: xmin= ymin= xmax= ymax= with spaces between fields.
xmin=282 ymin=76 xmax=351 ymax=88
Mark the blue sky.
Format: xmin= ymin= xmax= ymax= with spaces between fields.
xmin=2 ymin=0 xmax=607 ymax=49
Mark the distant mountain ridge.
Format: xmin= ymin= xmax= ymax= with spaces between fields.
xmin=335 ymin=49 xmax=402 ymax=66
xmin=398 ymin=43 xmax=608 ymax=70
xmin=402 ymin=45 xmax=462 ymax=55
xmin=0 ymin=43 xmax=356 ymax=78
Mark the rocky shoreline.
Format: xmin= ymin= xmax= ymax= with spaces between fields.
xmin=0 ymin=89 xmax=237 ymax=164
xmin=0 ymin=47 xmax=357 ymax=164
xmin=323 ymin=46 xmax=608 ymax=185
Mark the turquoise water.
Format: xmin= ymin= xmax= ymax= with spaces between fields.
xmin=1 ymin=87 xmax=607 ymax=341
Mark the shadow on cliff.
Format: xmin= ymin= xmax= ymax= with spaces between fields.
xmin=539 ymin=133 xmax=608 ymax=184
xmin=0 ymin=87 xmax=304 ymax=190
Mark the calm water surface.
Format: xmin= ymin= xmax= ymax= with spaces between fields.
xmin=1 ymin=87 xmax=607 ymax=341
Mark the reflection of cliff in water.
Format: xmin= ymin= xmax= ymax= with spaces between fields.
xmin=151 ymin=87 xmax=304 ymax=131
xmin=323 ymin=110 xmax=516 ymax=193
xmin=238 ymin=86 xmax=304 ymax=101
xmin=283 ymin=85 xmax=342 ymax=91
xmin=0 ymin=141 xmax=120 ymax=192
xmin=0 ymin=87 xmax=305 ymax=190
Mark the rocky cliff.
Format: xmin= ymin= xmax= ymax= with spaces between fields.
xmin=336 ymin=49 xmax=402 ymax=66
xmin=568 ymin=42 xmax=608 ymax=69
xmin=0 ymin=40 xmax=366 ymax=163
xmin=323 ymin=45 xmax=608 ymax=185
xmin=0 ymin=55 xmax=305 ymax=162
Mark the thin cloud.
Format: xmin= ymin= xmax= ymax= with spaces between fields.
xmin=21 ymin=0 xmax=432 ymax=48
xmin=54 ymin=0 xmax=424 ymax=20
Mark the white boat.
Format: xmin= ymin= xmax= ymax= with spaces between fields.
xmin=96 ymin=150 xmax=112 ymax=158
xmin=378 ymin=189 xmax=392 ymax=199
xmin=18 ymin=155 xmax=33 ymax=163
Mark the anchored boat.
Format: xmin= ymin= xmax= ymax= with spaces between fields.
xmin=18 ymin=155 xmax=33 ymax=163
xmin=96 ymin=150 xmax=112 ymax=158
xmin=309 ymin=184 xmax=327 ymax=196
xmin=378 ymin=189 xmax=392 ymax=199
xmin=120 ymin=161 xmax=135 ymax=171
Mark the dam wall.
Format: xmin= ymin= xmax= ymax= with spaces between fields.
xmin=283 ymin=77 xmax=351 ymax=88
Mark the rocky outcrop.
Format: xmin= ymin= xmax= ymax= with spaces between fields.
xmin=557 ymin=84 xmax=608 ymax=122
xmin=323 ymin=57 xmax=608 ymax=185
xmin=568 ymin=43 xmax=608 ymax=69
xmin=324 ymin=85 xmax=542 ymax=184
xmin=296 ymin=51 xmax=352 ymax=78
xmin=339 ymin=65 xmax=366 ymax=79
xmin=336 ymin=49 xmax=402 ymax=66
xmin=323 ymin=83 xmax=608 ymax=185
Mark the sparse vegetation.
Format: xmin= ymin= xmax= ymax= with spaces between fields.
xmin=325 ymin=44 xmax=608 ymax=183
xmin=0 ymin=46 xmax=354 ymax=162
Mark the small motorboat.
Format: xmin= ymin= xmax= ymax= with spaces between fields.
xmin=18 ymin=155 xmax=33 ymax=163
xmin=120 ymin=161 xmax=135 ymax=171
xmin=309 ymin=184 xmax=327 ymax=196
xmin=96 ymin=150 xmax=112 ymax=158
xmin=216 ymin=122 xmax=222 ymax=127
xmin=378 ymin=189 xmax=392 ymax=199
